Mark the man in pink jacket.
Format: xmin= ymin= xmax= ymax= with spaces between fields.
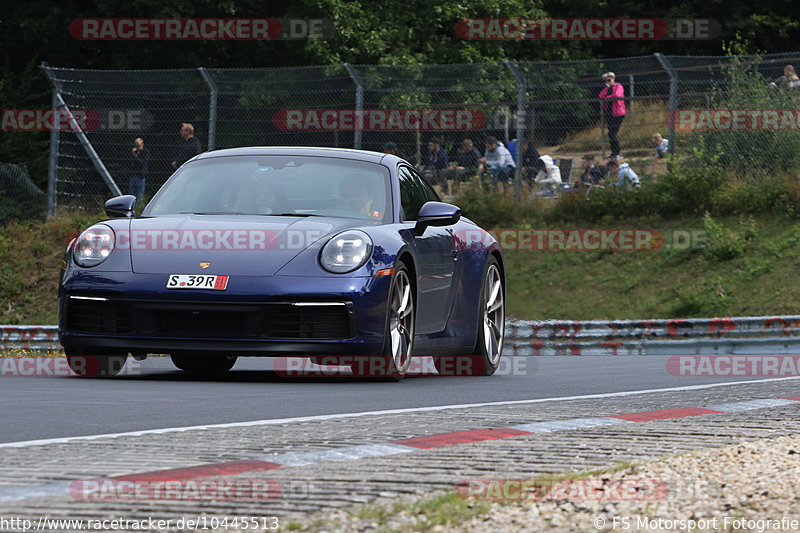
xmin=599 ymin=72 xmax=626 ymax=159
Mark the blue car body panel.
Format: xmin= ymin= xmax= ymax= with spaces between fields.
xmin=58 ymin=147 xmax=503 ymax=357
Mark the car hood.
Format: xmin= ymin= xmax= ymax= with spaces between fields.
xmin=126 ymin=215 xmax=357 ymax=275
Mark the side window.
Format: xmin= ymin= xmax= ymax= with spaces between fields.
xmin=409 ymin=167 xmax=440 ymax=203
xmin=399 ymin=166 xmax=428 ymax=221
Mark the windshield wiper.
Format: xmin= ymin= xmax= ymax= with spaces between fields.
xmin=264 ymin=212 xmax=324 ymax=217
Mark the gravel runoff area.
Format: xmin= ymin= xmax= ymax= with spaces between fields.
xmin=293 ymin=434 xmax=800 ymax=532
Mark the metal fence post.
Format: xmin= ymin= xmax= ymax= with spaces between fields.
xmin=46 ymin=84 xmax=60 ymax=219
xmin=628 ymin=74 xmax=635 ymax=112
xmin=600 ymin=104 xmax=607 ymax=159
xmin=654 ymin=53 xmax=678 ymax=161
xmin=343 ymin=63 xmax=364 ymax=150
xmin=41 ymin=63 xmax=121 ymax=198
xmin=504 ymin=60 xmax=526 ymax=202
xmin=198 ymin=67 xmax=217 ymax=151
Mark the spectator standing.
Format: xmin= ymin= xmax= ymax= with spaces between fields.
xmin=171 ymin=123 xmax=202 ymax=169
xmin=534 ymin=155 xmax=562 ymax=195
xmin=479 ymin=136 xmax=515 ymax=186
xmin=129 ymin=137 xmax=149 ymax=204
xmin=606 ymin=158 xmax=640 ymax=190
xmin=652 ymin=133 xmax=669 ymax=158
xmin=599 ymin=72 xmax=626 ymax=159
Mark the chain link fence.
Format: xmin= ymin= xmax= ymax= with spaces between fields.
xmin=0 ymin=162 xmax=46 ymax=222
xmin=39 ymin=51 xmax=800 ymax=213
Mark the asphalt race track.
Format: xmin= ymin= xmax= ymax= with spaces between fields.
xmin=0 ymin=355 xmax=786 ymax=444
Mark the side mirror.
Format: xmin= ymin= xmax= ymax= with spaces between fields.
xmin=105 ymin=195 xmax=137 ymax=218
xmin=415 ymin=201 xmax=461 ymax=235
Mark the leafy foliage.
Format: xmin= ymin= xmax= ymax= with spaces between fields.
xmin=702 ymin=213 xmax=757 ymax=260
xmin=689 ymin=37 xmax=800 ymax=175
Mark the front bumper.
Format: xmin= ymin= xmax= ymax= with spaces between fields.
xmin=59 ymin=271 xmax=391 ymax=356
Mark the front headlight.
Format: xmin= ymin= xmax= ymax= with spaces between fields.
xmin=73 ymin=224 xmax=115 ymax=267
xmin=320 ymin=230 xmax=373 ymax=273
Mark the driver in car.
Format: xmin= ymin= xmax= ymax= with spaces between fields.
xmin=339 ymin=175 xmax=380 ymax=217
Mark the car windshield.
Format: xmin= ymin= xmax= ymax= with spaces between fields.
xmin=143 ymin=155 xmax=393 ymax=222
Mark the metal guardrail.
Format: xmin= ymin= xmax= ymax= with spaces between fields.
xmin=3 ymin=316 xmax=800 ymax=355
xmin=504 ymin=316 xmax=800 ymax=355
xmin=0 ymin=326 xmax=60 ymax=352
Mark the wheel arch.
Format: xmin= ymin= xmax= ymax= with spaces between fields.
xmin=489 ymin=249 xmax=506 ymax=291
xmin=395 ymin=250 xmax=417 ymax=297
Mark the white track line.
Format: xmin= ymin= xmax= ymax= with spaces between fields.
xmin=2 ymin=376 xmax=798 ymax=449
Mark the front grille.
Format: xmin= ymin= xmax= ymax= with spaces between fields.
xmin=66 ymin=298 xmax=356 ymax=340
xmin=67 ymin=298 xmax=134 ymax=335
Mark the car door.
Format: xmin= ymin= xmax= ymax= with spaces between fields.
xmin=398 ymin=165 xmax=456 ymax=334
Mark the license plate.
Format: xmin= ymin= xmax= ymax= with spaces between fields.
xmin=167 ymin=274 xmax=229 ymax=290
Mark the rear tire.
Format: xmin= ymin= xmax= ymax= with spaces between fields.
xmin=474 ymin=256 xmax=505 ymax=375
xmin=171 ymin=353 xmax=237 ymax=375
xmin=432 ymin=257 xmax=504 ymax=377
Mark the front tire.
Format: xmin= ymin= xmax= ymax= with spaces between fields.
xmin=351 ymin=259 xmax=415 ymax=380
xmin=171 ymin=353 xmax=237 ymax=375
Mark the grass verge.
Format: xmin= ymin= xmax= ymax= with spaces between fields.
xmin=2 ymin=210 xmax=800 ymax=324
xmin=502 ymin=214 xmax=800 ymax=319
xmin=0 ymin=209 xmax=105 ymax=324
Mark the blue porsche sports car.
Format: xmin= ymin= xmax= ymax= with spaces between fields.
xmin=59 ymin=147 xmax=505 ymax=379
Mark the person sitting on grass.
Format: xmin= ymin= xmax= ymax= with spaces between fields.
xmin=533 ymin=155 xmax=563 ymax=196
xmin=383 ymin=141 xmax=405 ymax=161
xmin=606 ymin=158 xmax=640 ymax=191
xmin=574 ymin=154 xmax=605 ymax=191
xmin=519 ymin=140 xmax=544 ymax=182
xmin=478 ymin=136 xmax=515 ymax=186
xmin=652 ymin=133 xmax=669 ymax=159
xmin=421 ymin=138 xmax=449 ymax=187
